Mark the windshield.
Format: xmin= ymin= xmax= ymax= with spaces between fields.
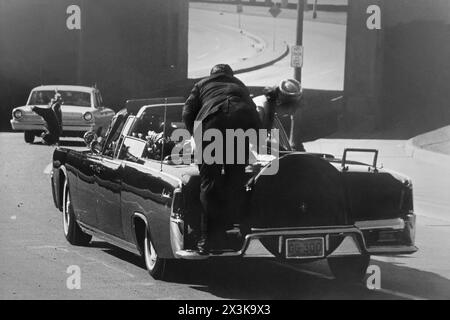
xmin=28 ymin=90 xmax=91 ymax=107
xmin=126 ymin=104 xmax=291 ymax=163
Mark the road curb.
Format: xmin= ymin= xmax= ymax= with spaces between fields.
xmin=233 ymin=43 xmax=290 ymax=76
xmin=190 ymin=36 xmax=290 ymax=81
xmin=405 ymin=130 xmax=450 ymax=167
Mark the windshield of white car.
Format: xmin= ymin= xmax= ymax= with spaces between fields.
xmin=29 ymin=90 xmax=91 ymax=107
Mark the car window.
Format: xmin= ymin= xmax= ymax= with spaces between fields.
xmin=101 ymin=109 xmax=129 ymax=157
xmin=129 ymin=105 xmax=184 ymax=161
xmin=113 ymin=116 xmax=136 ymax=158
xmin=28 ymin=90 xmax=91 ymax=107
xmin=273 ymin=115 xmax=292 ymax=152
xmin=117 ymin=136 xmax=146 ymax=161
xmin=95 ymin=91 xmax=103 ymax=108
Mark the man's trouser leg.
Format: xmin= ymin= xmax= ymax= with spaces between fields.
xmin=198 ymin=162 xmax=225 ymax=251
xmin=224 ymin=164 xmax=248 ymax=233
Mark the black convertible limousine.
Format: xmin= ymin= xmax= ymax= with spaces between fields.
xmin=51 ymin=97 xmax=417 ymax=280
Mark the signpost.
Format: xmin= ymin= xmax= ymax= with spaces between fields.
xmin=269 ymin=5 xmax=282 ymax=51
xmin=294 ymin=0 xmax=305 ymax=82
xmin=237 ymin=3 xmax=243 ymax=29
xmin=290 ymin=45 xmax=304 ymax=68
xmin=313 ymin=0 xmax=318 ymax=19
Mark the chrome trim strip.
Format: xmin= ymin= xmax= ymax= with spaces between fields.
xmin=79 ymin=222 xmax=140 ymax=255
xmin=355 ymin=218 xmax=405 ymax=230
xmin=366 ymin=245 xmax=418 ymax=255
xmin=170 ymin=188 xmax=184 ymax=258
xmin=176 ymin=226 xmax=365 ymax=260
xmin=176 ymin=225 xmax=417 ymax=260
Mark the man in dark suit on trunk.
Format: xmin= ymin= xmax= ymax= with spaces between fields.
xmin=183 ymin=64 xmax=261 ymax=253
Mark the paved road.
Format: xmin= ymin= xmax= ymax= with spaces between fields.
xmin=189 ymin=6 xmax=346 ymax=90
xmin=1 ymin=132 xmax=449 ymax=300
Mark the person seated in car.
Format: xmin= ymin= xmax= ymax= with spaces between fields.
xmin=144 ymin=129 xmax=176 ymax=161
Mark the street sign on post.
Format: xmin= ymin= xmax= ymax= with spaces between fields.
xmin=290 ymin=45 xmax=303 ymax=68
xmin=294 ymin=0 xmax=305 ymax=82
xmin=269 ymin=5 xmax=282 ymax=51
xmin=237 ymin=3 xmax=243 ymax=29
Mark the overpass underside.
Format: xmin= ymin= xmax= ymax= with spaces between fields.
xmin=343 ymin=0 xmax=450 ymax=135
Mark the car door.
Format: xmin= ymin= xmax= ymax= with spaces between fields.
xmin=74 ymin=151 xmax=103 ymax=228
xmin=94 ymin=116 xmax=135 ymax=239
xmin=94 ymin=156 xmax=124 ymax=238
xmin=120 ymin=153 xmax=177 ymax=258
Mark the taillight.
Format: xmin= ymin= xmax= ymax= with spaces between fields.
xmin=401 ymin=180 xmax=414 ymax=212
xmin=171 ymin=189 xmax=183 ymax=220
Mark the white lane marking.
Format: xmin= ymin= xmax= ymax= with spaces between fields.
xmin=270 ymin=261 xmax=428 ymax=300
xmin=43 ymin=163 xmax=52 ymax=175
xmin=10 ymin=216 xmax=17 ymax=220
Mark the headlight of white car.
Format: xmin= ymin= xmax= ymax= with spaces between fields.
xmin=83 ymin=112 xmax=93 ymax=122
xmin=13 ymin=110 xmax=23 ymax=119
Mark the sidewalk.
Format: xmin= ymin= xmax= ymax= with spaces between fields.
xmin=188 ymin=7 xmax=289 ymax=79
xmin=405 ymin=125 xmax=450 ymax=167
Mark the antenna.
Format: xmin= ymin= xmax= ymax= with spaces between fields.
xmin=160 ymin=98 xmax=168 ymax=172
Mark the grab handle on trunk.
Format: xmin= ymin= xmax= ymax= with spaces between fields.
xmin=342 ymin=148 xmax=379 ymax=172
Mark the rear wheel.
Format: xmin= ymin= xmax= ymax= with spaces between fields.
xmin=328 ymin=254 xmax=370 ymax=282
xmin=24 ymin=131 xmax=35 ymax=144
xmin=143 ymin=228 xmax=167 ymax=280
xmin=62 ymin=180 xmax=92 ymax=246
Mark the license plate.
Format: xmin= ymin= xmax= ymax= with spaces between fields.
xmin=286 ymin=237 xmax=325 ymax=259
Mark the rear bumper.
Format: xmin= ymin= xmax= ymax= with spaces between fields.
xmin=10 ymin=120 xmax=95 ymax=132
xmin=173 ymin=215 xmax=417 ymax=260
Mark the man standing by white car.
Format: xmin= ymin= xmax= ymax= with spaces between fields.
xmin=31 ymin=93 xmax=63 ymax=145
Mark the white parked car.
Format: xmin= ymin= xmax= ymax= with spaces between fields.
xmin=10 ymin=85 xmax=115 ymax=143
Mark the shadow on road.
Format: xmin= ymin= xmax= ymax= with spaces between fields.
xmin=93 ymin=241 xmax=450 ymax=299
xmin=93 ymin=241 xmax=145 ymax=268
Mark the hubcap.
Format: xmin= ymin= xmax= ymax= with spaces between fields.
xmin=144 ymin=232 xmax=157 ymax=271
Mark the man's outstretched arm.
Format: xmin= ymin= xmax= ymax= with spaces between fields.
xmin=182 ymin=83 xmax=201 ymax=135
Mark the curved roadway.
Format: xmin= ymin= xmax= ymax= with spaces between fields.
xmin=189 ymin=6 xmax=346 ymax=90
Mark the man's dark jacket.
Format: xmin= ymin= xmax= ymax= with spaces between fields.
xmin=182 ymin=73 xmax=258 ymax=134
xmin=32 ymin=101 xmax=63 ymax=139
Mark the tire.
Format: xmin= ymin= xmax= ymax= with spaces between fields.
xmin=62 ymin=180 xmax=92 ymax=246
xmin=143 ymin=228 xmax=168 ymax=280
xmin=328 ymin=254 xmax=370 ymax=283
xmin=24 ymin=131 xmax=35 ymax=144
